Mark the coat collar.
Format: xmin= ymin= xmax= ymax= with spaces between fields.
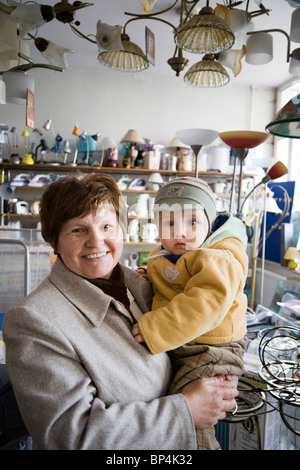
xmin=48 ymin=258 xmax=152 ymax=327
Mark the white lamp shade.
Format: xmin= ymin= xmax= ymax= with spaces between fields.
xmin=254 ymin=195 xmax=282 ymax=213
xmin=2 ymin=71 xmax=34 ymax=105
xmin=226 ymin=9 xmax=249 ymax=33
xmin=38 ymin=40 xmax=73 ymax=68
xmin=219 ymin=45 xmax=246 ymax=76
xmin=148 ymin=172 xmax=164 ymax=183
xmin=289 ymin=50 xmax=300 ymax=76
xmin=9 ymin=3 xmax=46 ymax=37
xmin=246 ymin=32 xmax=273 ymax=64
xmin=175 ymin=128 xmax=218 ymax=146
xmin=96 ymin=21 xmax=123 ymax=52
xmin=0 ymin=81 xmax=5 ymax=104
xmin=138 ymin=0 xmax=158 ymax=14
xmin=290 ymin=7 xmax=300 ymax=42
xmin=103 ymin=136 xmax=117 ymax=148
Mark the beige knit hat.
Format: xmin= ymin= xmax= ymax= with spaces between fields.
xmin=154 ymin=177 xmax=217 ymax=230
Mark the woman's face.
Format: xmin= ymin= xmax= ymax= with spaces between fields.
xmin=56 ymin=204 xmax=124 ymax=279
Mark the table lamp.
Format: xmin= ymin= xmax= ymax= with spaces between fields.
xmin=284 ymin=247 xmax=300 ymax=270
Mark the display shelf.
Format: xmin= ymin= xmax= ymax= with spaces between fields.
xmin=0 ymin=162 xmax=257 ymax=251
xmin=0 ymin=162 xmax=255 ymax=178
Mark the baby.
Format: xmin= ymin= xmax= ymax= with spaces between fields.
xmin=132 ymin=176 xmax=248 ymax=450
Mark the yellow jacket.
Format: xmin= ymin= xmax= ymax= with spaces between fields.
xmin=138 ymin=215 xmax=248 ymax=354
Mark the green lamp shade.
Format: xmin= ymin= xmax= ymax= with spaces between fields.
xmin=266 ymin=95 xmax=300 ymax=138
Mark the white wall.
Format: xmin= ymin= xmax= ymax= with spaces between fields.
xmin=0 ymin=67 xmax=275 ymax=158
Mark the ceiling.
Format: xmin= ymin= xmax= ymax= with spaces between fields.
xmin=1 ymin=0 xmax=299 ymax=88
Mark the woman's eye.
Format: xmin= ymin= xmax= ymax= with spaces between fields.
xmin=71 ymin=227 xmax=85 ymax=233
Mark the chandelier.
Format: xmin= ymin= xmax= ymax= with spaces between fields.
xmin=0 ymin=1 xmax=299 ymax=88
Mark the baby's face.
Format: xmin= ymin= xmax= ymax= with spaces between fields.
xmin=158 ymin=208 xmax=209 ymax=255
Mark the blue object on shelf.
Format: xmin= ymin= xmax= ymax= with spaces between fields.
xmin=77 ymin=135 xmax=97 ymax=153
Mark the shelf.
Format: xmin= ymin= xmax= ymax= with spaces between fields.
xmin=0 ymin=162 xmax=257 ymax=178
xmin=2 ymin=213 xmax=39 ymax=217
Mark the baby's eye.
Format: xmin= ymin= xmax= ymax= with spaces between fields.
xmin=164 ymin=220 xmax=174 ymax=227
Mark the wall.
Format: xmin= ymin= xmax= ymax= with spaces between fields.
xmin=0 ymin=67 xmax=275 ymax=158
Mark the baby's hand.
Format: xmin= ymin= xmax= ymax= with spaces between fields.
xmin=132 ymin=322 xmax=145 ymax=343
xmin=135 ymin=268 xmax=148 ymax=280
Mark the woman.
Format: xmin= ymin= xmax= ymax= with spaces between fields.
xmin=3 ymin=173 xmax=238 ymax=450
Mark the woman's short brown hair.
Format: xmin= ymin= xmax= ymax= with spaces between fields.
xmin=39 ymin=172 xmax=127 ymax=251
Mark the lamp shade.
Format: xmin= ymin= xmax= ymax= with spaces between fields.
xmin=254 ymin=194 xmax=282 ymax=213
xmin=9 ymin=3 xmax=54 ymax=37
xmin=176 ymin=128 xmax=218 ymax=147
xmin=175 ymin=6 xmax=235 ymax=54
xmin=34 ymin=37 xmax=73 ymax=68
xmin=265 ymin=161 xmax=288 ymax=181
xmin=121 ymin=129 xmax=145 ymax=144
xmin=226 ymin=9 xmax=249 ymax=34
xmin=265 ymin=95 xmax=300 ymax=138
xmin=218 ymin=45 xmax=246 ymax=77
xmin=246 ymin=32 xmax=273 ymax=65
xmin=289 ymin=48 xmax=300 ymax=76
xmin=184 ymin=55 xmax=230 ymax=87
xmin=2 ymin=70 xmax=34 ymax=105
xmin=98 ymin=34 xmax=149 ymax=72
xmin=290 ymin=7 xmax=300 ymax=42
xmin=102 ymin=136 xmax=117 ymax=149
xmin=284 ymin=247 xmax=300 ymax=260
xmin=166 ymin=137 xmax=190 ymax=150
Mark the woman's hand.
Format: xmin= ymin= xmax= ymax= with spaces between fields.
xmin=181 ymin=375 xmax=239 ymax=429
xmin=132 ymin=322 xmax=145 ymax=343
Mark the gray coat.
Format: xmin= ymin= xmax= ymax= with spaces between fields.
xmin=3 ymin=258 xmax=196 ymax=450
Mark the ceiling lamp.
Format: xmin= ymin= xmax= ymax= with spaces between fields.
xmin=184 ymin=54 xmax=230 ymax=87
xmin=246 ymin=32 xmax=273 ymax=65
xmin=2 ymin=70 xmax=34 ymax=105
xmin=218 ymin=45 xmax=247 ymax=77
xmin=246 ymin=8 xmax=300 ymax=77
xmin=265 ymin=95 xmax=300 ymax=138
xmin=98 ymin=33 xmax=149 ymax=72
xmin=174 ymin=6 xmax=235 ymax=54
xmin=33 ymin=37 xmax=73 ymax=69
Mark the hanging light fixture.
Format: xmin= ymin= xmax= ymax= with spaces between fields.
xmin=33 ymin=37 xmax=73 ymax=69
xmin=2 ymin=70 xmax=34 ymax=105
xmin=246 ymin=32 xmax=273 ymax=65
xmin=174 ymin=5 xmax=235 ymax=54
xmin=184 ymin=54 xmax=230 ymax=87
xmin=218 ymin=45 xmax=247 ymax=77
xmin=98 ymin=33 xmax=149 ymax=72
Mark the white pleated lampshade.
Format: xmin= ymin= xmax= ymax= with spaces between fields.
xmin=246 ymin=32 xmax=273 ymax=64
